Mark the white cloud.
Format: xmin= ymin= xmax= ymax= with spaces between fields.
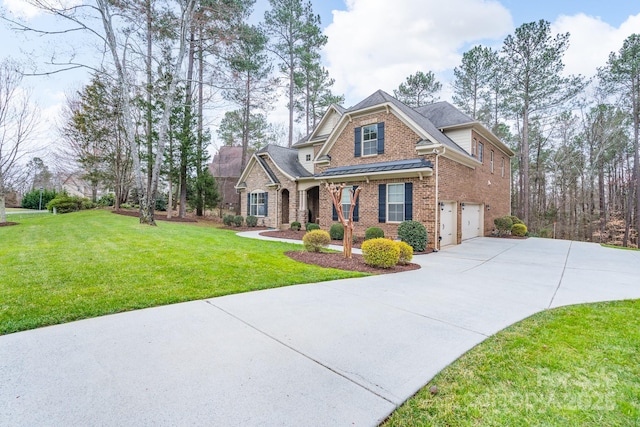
xmin=552 ymin=12 xmax=640 ymax=79
xmin=3 ymin=0 xmax=42 ymax=19
xmin=323 ymin=0 xmax=513 ymax=106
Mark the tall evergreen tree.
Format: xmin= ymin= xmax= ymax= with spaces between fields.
xmin=502 ymin=20 xmax=585 ymax=225
xmin=599 ymin=34 xmax=640 ymax=244
xmin=452 ymin=46 xmax=496 ymax=121
xmin=393 ymin=70 xmax=442 ymax=107
xmin=264 ymin=0 xmax=324 ymax=146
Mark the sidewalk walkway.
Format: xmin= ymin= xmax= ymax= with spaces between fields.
xmin=1 ymin=237 xmax=639 ymax=426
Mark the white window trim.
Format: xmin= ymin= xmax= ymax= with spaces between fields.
xmin=478 ymin=141 xmax=484 ymax=163
xmin=501 ymin=157 xmax=505 ymax=177
xmin=490 ymin=150 xmax=494 ymax=173
xmin=387 ymin=183 xmax=405 ymax=223
xmin=250 ymin=191 xmax=266 ymax=217
xmin=362 ymin=124 xmax=377 ymax=157
xmin=341 ymin=189 xmax=351 ymax=215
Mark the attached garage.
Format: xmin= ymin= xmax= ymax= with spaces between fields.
xmin=461 ymin=203 xmax=482 ymax=240
xmin=439 ymin=201 xmax=456 ymax=247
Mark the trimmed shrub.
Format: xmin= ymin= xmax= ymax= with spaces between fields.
xmin=46 ymin=194 xmax=86 ymax=214
xmin=97 ymin=193 xmax=115 ymax=207
xmin=246 ymin=215 xmax=258 ymax=227
xmin=365 ymin=227 xmax=384 ymax=240
xmin=494 ymin=216 xmax=513 ymax=236
xmin=362 ymin=238 xmax=400 ymax=268
xmin=233 ymin=215 xmax=244 ymax=227
xmin=302 ymin=229 xmax=331 ymax=252
xmin=396 ymin=241 xmax=414 ymax=265
xmin=82 ymin=200 xmax=97 ymax=210
xmin=509 ymin=215 xmax=524 ymax=225
xmin=512 ymin=223 xmax=528 ymax=237
xmin=120 ymin=203 xmax=132 ymax=209
xmin=223 ymin=214 xmax=235 ymax=226
xmin=21 ymin=188 xmax=57 ymax=210
xmin=329 ymin=223 xmax=344 ymax=240
xmin=290 ymin=221 xmax=301 ymax=231
xmin=306 ymin=222 xmax=320 ymax=231
xmin=397 ymin=220 xmax=428 ymax=252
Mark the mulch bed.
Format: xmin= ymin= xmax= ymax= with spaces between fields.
xmin=260 ymin=229 xmax=434 ymax=254
xmin=261 ymin=229 xmax=428 ymax=274
xmin=285 ymin=250 xmax=420 ymax=274
xmin=0 ymin=222 xmax=18 ymax=227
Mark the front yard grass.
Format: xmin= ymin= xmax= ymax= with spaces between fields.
xmin=0 ymin=210 xmax=365 ymax=335
xmin=384 ymin=299 xmax=640 ymax=426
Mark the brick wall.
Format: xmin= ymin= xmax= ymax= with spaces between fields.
xmin=240 ymin=156 xmax=299 ymax=229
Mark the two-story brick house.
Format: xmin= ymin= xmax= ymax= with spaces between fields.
xmin=236 ymin=90 xmax=513 ymax=249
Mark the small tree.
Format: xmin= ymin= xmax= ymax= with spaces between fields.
xmin=326 ymin=183 xmax=361 ymax=258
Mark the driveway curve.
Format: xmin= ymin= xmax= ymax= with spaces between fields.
xmin=1 ymin=237 xmax=639 ymax=426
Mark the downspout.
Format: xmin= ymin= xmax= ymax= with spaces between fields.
xmin=433 ymin=148 xmax=444 ymax=251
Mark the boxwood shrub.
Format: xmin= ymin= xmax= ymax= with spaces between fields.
xmin=329 ymin=223 xmax=344 ymax=240
xmin=365 ymin=227 xmax=384 ymax=240
xmin=512 ymin=223 xmax=528 ymax=236
xmin=223 ymin=214 xmax=234 ymax=226
xmin=306 ymin=222 xmax=320 ymax=231
xmin=290 ymin=221 xmax=301 ymax=231
xmin=46 ymin=194 xmax=86 ymax=213
xmin=361 ymin=238 xmax=400 ymax=268
xmin=397 ymin=220 xmax=428 ymax=252
xmin=246 ymin=215 xmax=258 ymax=227
xmin=494 ymin=216 xmax=513 ymax=236
xmin=302 ymin=230 xmax=331 ymax=252
xmin=233 ymin=215 xmax=244 ymax=227
xmin=396 ymin=241 xmax=414 ymax=265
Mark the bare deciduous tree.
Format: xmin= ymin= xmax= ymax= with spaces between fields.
xmin=0 ymin=59 xmax=39 ymax=222
xmin=326 ymin=183 xmax=360 ymax=259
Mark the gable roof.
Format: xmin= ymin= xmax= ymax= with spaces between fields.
xmin=317 ymin=90 xmax=471 ymax=160
xmin=293 ymin=104 xmax=345 ymax=147
xmin=257 ymin=145 xmax=313 ymax=179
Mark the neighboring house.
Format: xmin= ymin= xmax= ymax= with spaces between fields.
xmin=61 ymin=173 xmax=106 ymax=200
xmin=236 ymin=90 xmax=514 ymax=249
xmin=209 ymin=146 xmax=244 ymax=212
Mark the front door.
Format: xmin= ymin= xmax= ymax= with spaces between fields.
xmin=281 ymin=189 xmax=289 ymax=225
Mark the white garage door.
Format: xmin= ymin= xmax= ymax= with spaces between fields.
xmin=440 ymin=201 xmax=456 ymax=247
xmin=462 ymin=203 xmax=482 ymax=240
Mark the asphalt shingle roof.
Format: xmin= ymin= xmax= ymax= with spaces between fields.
xmin=257 ymin=145 xmax=313 ymax=179
xmin=315 ymin=158 xmax=433 ymax=177
xmin=415 ymin=102 xmax=474 ymax=128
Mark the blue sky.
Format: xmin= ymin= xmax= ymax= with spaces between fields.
xmin=2 ymin=0 xmax=640 ymax=150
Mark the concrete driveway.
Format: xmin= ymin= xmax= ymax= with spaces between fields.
xmin=1 ymin=237 xmax=639 ymax=426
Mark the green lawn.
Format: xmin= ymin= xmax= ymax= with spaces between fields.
xmin=0 ymin=210 xmax=364 ymax=335
xmin=384 ymin=300 xmax=640 ymax=426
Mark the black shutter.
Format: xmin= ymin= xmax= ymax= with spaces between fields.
xmin=404 ymin=183 xmax=413 ymax=221
xmin=378 ymin=184 xmax=386 ymax=223
xmin=354 ymin=127 xmax=361 ymax=157
xmin=377 ymin=122 xmax=385 ymax=154
xmin=353 ymin=186 xmax=359 ymax=222
xmin=247 ymin=193 xmax=251 ymax=216
xmin=264 ymin=192 xmax=268 ymax=216
xmin=332 ymin=203 xmax=338 ymax=221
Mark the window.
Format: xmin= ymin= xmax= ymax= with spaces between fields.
xmin=478 ymin=142 xmax=484 ymax=163
xmin=501 ymin=157 xmax=505 ymax=177
xmin=490 ymin=150 xmax=494 ymax=173
xmin=341 ymin=189 xmax=351 ymax=215
xmin=362 ymin=124 xmax=378 ymax=156
xmin=250 ymin=191 xmax=266 ymax=216
xmin=387 ymin=183 xmax=405 ymax=222
xmin=305 ymin=154 xmax=311 ymax=162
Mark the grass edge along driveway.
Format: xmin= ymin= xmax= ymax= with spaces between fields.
xmin=0 ymin=210 xmax=365 ymax=335
xmin=384 ymin=299 xmax=640 ymax=426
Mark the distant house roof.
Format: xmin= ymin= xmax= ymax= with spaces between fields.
xmin=316 ymin=158 xmax=433 ymax=178
xmin=257 ymin=145 xmax=313 ymax=179
xmin=209 ymin=146 xmax=244 ymax=178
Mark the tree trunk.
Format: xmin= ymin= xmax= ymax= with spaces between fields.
xmin=145 ymin=0 xmax=153 ymax=200
xmin=522 ymin=105 xmax=530 ymax=226
xmin=288 ymin=52 xmax=294 ymax=147
xmin=179 ymin=26 xmax=196 ymax=219
xmin=0 ymin=193 xmax=6 ymax=223
xmin=196 ymin=24 xmax=204 ymax=217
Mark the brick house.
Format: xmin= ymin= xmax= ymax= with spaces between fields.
xmin=209 ymin=146 xmax=244 ymax=212
xmin=236 ymin=90 xmax=513 ymax=249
